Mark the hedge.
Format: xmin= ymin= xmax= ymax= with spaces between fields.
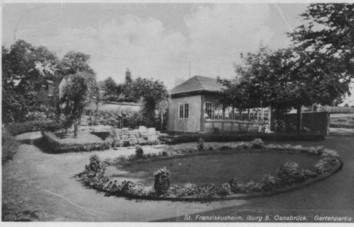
xmin=2 ymin=120 xmax=63 ymax=163
xmin=160 ymin=132 xmax=325 ymax=144
xmin=41 ymin=131 xmax=111 ymax=153
xmin=5 ymin=120 xmax=64 ymax=136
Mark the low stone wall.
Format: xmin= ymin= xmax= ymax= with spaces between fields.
xmin=90 ymin=126 xmax=161 ymax=146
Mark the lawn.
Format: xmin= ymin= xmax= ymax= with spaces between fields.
xmin=106 ymin=150 xmax=320 ymax=186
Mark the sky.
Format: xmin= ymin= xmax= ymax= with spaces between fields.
xmin=1 ymin=2 xmax=353 ymax=105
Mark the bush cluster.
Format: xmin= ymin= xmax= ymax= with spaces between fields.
xmin=25 ymin=105 xmax=57 ymax=122
xmin=76 ymin=140 xmax=341 ymax=201
xmin=135 ymin=146 xmax=144 ymax=159
xmin=5 ymin=121 xmax=64 ymax=136
xmin=85 ymin=109 xmax=143 ymax=129
xmin=86 ymin=110 xmax=124 ymax=128
xmin=2 ymin=129 xmax=19 ymax=164
xmin=42 ymin=131 xmax=111 ymax=153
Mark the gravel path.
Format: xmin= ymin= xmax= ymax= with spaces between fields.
xmin=3 ymin=134 xmax=245 ymax=221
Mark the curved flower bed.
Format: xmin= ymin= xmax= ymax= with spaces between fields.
xmin=75 ymin=139 xmax=342 ymax=201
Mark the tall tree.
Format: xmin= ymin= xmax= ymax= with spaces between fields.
xmin=60 ymin=72 xmax=89 ymax=137
xmin=99 ymin=77 xmax=118 ymax=99
xmin=125 ymin=68 xmax=133 ymax=84
xmin=132 ymin=78 xmax=168 ymax=127
xmin=58 ymin=51 xmax=99 ymax=103
xmin=289 ymin=3 xmax=354 ymax=98
xmin=232 ymin=46 xmax=347 ymax=133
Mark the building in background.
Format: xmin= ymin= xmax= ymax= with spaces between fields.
xmin=168 ymin=75 xmax=269 ymax=133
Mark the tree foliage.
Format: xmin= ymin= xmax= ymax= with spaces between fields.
xmin=59 ymin=51 xmax=99 ymax=102
xmin=132 ymin=77 xmax=168 ymax=127
xmin=2 ymin=40 xmax=58 ymax=123
xmin=289 ymin=3 xmax=354 ymax=90
xmin=224 ymin=3 xmax=354 ymax=112
xmin=99 ymin=76 xmax=117 ymax=98
xmin=60 ymin=73 xmax=89 ymax=136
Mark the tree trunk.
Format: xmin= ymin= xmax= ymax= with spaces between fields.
xmin=247 ymin=108 xmax=251 ymax=121
xmin=160 ymin=111 xmax=163 ymax=131
xmin=73 ymin=119 xmax=80 ymax=138
xmin=296 ymin=105 xmax=302 ymax=135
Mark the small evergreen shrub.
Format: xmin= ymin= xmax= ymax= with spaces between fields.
xmin=135 ymin=145 xmax=144 ymax=159
xmin=154 ymin=167 xmax=170 ymax=194
xmin=228 ymin=178 xmax=241 ymax=193
xmin=197 ymin=138 xmax=204 ymax=151
xmin=2 ymin=130 xmax=18 ymax=163
xmin=251 ymin=138 xmax=264 ymax=148
xmin=86 ymin=155 xmax=105 ymax=173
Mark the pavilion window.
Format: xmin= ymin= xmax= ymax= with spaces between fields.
xmin=184 ymin=103 xmax=189 ymax=118
xmin=179 ymin=104 xmax=184 ymax=118
xmin=179 ymin=103 xmax=189 ymax=119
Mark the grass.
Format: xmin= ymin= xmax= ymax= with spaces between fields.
xmin=106 ymin=150 xmax=320 ymax=186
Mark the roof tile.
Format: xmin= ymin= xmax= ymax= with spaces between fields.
xmin=170 ymin=75 xmax=225 ymax=95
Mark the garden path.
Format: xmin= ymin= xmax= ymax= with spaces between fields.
xmin=3 ymin=134 xmax=246 ymax=221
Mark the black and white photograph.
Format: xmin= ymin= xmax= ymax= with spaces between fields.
xmin=1 ymin=0 xmax=354 ymax=223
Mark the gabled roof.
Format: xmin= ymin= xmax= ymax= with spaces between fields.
xmin=170 ymin=75 xmax=225 ymax=95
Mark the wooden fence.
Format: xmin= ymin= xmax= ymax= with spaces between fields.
xmin=204 ymin=120 xmax=269 ymax=133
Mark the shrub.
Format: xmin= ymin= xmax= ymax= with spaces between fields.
xmin=197 ymin=138 xmax=204 ymax=151
xmin=2 ymin=130 xmax=19 ymax=164
xmin=276 ymin=161 xmax=301 ymax=185
xmin=154 ymin=167 xmax=170 ymax=194
xmin=240 ymin=181 xmax=257 ymax=193
xmin=220 ymin=145 xmax=231 ymax=150
xmin=135 ymin=145 xmax=144 ymax=159
xmin=86 ymin=155 xmax=105 ymax=171
xmin=322 ymin=148 xmax=339 ymax=157
xmin=314 ymin=156 xmax=338 ymax=174
xmin=25 ymin=105 xmax=57 ymax=121
xmin=85 ymin=109 xmax=144 ymax=129
xmin=122 ymin=141 xmax=130 ymax=147
xmin=228 ymin=178 xmax=241 ymax=193
xmin=5 ymin=120 xmax=64 ymax=136
xmin=251 ymin=138 xmax=264 ymax=148
xmin=86 ymin=109 xmax=122 ymax=128
xmin=260 ymin=174 xmax=279 ymax=192
xmin=301 ymin=169 xmax=318 ymax=178
xmin=217 ymin=183 xmax=233 ymax=196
